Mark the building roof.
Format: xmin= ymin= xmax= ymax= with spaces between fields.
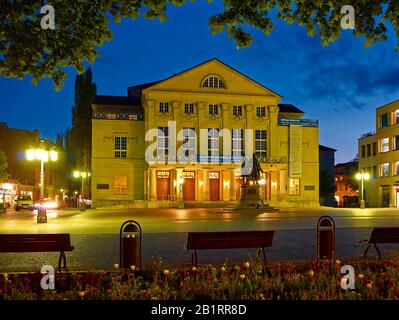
xmin=92 ymin=95 xmax=140 ymax=106
xmin=335 ymin=161 xmax=358 ymax=168
xmin=127 ymin=58 xmax=282 ymax=99
xmin=319 ymin=145 xmax=337 ymax=152
xmin=278 ymin=103 xmax=304 ymax=114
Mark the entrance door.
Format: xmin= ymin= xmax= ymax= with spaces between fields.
xmin=183 ymin=171 xmax=195 ymax=201
xmin=157 ymin=171 xmax=170 ymax=200
xmin=381 ymin=186 xmax=390 ymax=207
xmin=236 ymin=178 xmax=243 ymax=200
xmin=209 ymin=172 xmax=220 ymax=201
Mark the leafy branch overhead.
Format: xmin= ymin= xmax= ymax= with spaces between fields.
xmin=1 ymin=0 xmax=398 ymax=89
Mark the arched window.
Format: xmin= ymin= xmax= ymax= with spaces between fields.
xmin=202 ymin=75 xmax=225 ymax=88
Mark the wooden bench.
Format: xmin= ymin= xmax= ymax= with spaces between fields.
xmin=0 ymin=234 xmax=74 ymax=271
xmin=358 ymin=227 xmax=399 ymax=258
xmin=185 ymin=231 xmax=275 ymax=268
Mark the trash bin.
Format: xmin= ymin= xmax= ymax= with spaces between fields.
xmin=120 ymin=220 xmax=142 ymax=270
xmin=316 ymin=215 xmax=335 ymax=261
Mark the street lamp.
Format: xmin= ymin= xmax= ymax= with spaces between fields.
xmin=26 ymin=142 xmax=58 ymax=223
xmin=356 ymin=171 xmax=370 ymax=209
xmin=73 ymin=170 xmax=91 ymax=211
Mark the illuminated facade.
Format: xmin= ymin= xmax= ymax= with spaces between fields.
xmin=91 ymin=59 xmax=320 ymax=208
xmin=358 ymin=99 xmax=399 ymax=207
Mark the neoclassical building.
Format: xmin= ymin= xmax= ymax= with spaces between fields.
xmin=91 ymin=58 xmax=320 ymax=208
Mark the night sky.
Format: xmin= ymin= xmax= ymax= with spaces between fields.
xmin=1 ymin=1 xmax=399 ymax=163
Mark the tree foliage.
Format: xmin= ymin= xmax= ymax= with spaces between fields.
xmin=1 ymin=1 xmax=398 ymax=89
xmin=0 ymin=149 xmax=8 ymax=180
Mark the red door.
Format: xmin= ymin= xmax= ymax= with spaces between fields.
xmin=157 ymin=171 xmax=170 ymax=200
xmin=209 ymin=172 xmax=220 ymax=201
xmin=183 ymin=171 xmax=195 ymax=201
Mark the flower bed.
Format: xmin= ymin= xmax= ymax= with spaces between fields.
xmin=2 ymin=255 xmax=399 ymax=300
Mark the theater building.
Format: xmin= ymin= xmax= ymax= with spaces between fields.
xmin=91 ymin=58 xmax=320 ymax=208
xmin=358 ymin=99 xmax=399 ymax=207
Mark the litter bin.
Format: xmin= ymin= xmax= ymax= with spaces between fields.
xmin=316 ymin=215 xmax=335 ymax=261
xmin=120 ymin=220 xmax=142 ymax=270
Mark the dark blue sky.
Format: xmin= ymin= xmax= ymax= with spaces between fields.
xmin=1 ymin=1 xmax=399 ymax=163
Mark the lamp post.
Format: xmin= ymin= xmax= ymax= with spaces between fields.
xmin=26 ymin=142 xmax=58 ymax=223
xmin=73 ymin=170 xmax=91 ymax=211
xmin=356 ymin=171 xmax=370 ymax=209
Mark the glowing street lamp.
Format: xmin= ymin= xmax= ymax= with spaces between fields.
xmin=73 ymin=170 xmax=91 ymax=211
xmin=26 ymin=141 xmax=58 ymax=223
xmin=356 ymin=171 xmax=370 ymax=209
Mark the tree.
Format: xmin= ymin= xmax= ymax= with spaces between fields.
xmin=0 ymin=149 xmax=8 ymax=180
xmin=1 ymin=1 xmax=398 ymax=89
xmin=319 ymin=170 xmax=335 ymax=198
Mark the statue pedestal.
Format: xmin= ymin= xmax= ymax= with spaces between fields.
xmin=240 ymin=184 xmax=263 ymax=208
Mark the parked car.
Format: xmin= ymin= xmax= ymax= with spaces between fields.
xmin=14 ymin=195 xmax=34 ymax=211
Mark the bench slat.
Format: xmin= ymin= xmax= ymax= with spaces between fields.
xmin=368 ymin=228 xmax=399 ymax=244
xmin=0 ymin=234 xmax=73 ymax=252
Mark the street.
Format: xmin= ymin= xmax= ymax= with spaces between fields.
xmin=1 ymin=207 xmax=399 ymax=271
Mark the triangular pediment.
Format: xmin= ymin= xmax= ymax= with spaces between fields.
xmin=142 ymin=58 xmax=282 ymax=99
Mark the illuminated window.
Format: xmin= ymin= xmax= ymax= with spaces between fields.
xmin=255 ymin=130 xmax=267 ymax=160
xmin=395 ymin=110 xmax=399 ymax=124
xmin=394 ymin=162 xmax=399 ymax=176
xmin=208 ymin=128 xmax=219 ymax=158
xmin=114 ymin=136 xmax=127 ymax=158
xmin=209 ymin=104 xmax=218 ymax=115
xmin=202 ymin=75 xmax=225 ymax=88
xmin=232 ymin=129 xmax=244 ymax=158
xmin=159 ymin=102 xmax=169 ymax=113
xmin=157 ymin=127 xmax=169 ymax=159
xmin=233 ymin=105 xmax=242 ymax=116
xmin=380 ymin=138 xmax=389 ymax=153
xmin=183 ymin=128 xmax=196 ymax=159
xmin=381 ymin=163 xmax=390 ymax=177
xmin=256 ymin=106 xmax=266 ymax=117
xmin=114 ymin=176 xmax=127 ymax=194
xmin=156 ymin=171 xmax=170 ymax=178
xmin=184 ymin=103 xmax=194 ymax=114
xmin=289 ymin=178 xmax=300 ymax=195
xmin=209 ymin=172 xmax=220 ymax=179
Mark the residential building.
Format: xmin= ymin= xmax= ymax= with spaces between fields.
xmin=91 ymin=58 xmax=320 ymax=208
xmin=358 ymin=99 xmax=399 ymax=207
xmin=334 ymin=161 xmax=358 ymax=207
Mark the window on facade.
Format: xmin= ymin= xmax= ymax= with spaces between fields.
xmin=184 ymin=103 xmax=194 ymax=114
xmin=209 ymin=104 xmax=219 ymax=115
xmin=114 ymin=176 xmax=127 ymax=194
xmin=183 ymin=128 xmax=196 ymax=159
xmin=395 ymin=162 xmax=399 ymax=176
xmin=233 ymin=105 xmax=242 ymax=116
xmin=380 ymin=113 xmax=389 ymax=128
xmin=366 ymin=144 xmax=371 ymax=157
xmin=255 ymin=130 xmax=267 ymax=160
xmin=232 ymin=129 xmax=244 ymax=158
xmin=361 ymin=145 xmax=365 ymax=158
xmin=289 ymin=178 xmax=300 ymax=195
xmin=114 ymin=136 xmax=127 ymax=158
xmin=372 ymin=166 xmax=377 ymax=178
xmin=256 ymin=106 xmax=266 ymax=117
xmin=394 ymin=135 xmax=399 ymax=150
xmin=372 ymin=142 xmax=377 ymax=155
xmin=202 ymin=76 xmax=225 ymax=88
xmin=159 ymin=102 xmax=169 ymax=113
xmin=209 ymin=172 xmax=220 ymax=179
xmin=381 ymin=163 xmax=390 ymax=177
xmin=380 ymin=138 xmax=390 ymax=153
xmin=395 ymin=110 xmax=399 ymax=124
xmin=157 ymin=127 xmax=169 ymax=159
xmin=208 ymin=128 xmax=219 ymax=158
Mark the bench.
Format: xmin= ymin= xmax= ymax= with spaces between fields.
xmin=0 ymin=234 xmax=74 ymax=271
xmin=185 ymin=231 xmax=275 ymax=268
xmin=358 ymin=227 xmax=399 ymax=258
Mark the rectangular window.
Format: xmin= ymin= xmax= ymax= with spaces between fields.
xmin=157 ymin=126 xmax=169 ymax=159
xmin=372 ymin=166 xmax=377 ymax=178
xmin=232 ymin=129 xmax=244 ymax=158
xmin=366 ymin=144 xmax=371 ymax=157
xmin=256 ymin=106 xmax=266 ymax=117
xmin=255 ymin=130 xmax=267 ymax=160
xmin=289 ymin=178 xmax=300 ymax=195
xmin=233 ymin=105 xmax=242 ymax=116
xmin=361 ymin=145 xmax=365 ymax=158
xmin=97 ymin=184 xmax=109 ymax=190
xmin=183 ymin=127 xmax=196 ymax=158
xmin=157 ymin=171 xmax=170 ymax=178
xmin=395 ymin=110 xmax=399 ymax=124
xmin=209 ymin=104 xmax=218 ymax=115
xmin=372 ymin=142 xmax=377 ymax=155
xmin=380 ymin=138 xmax=389 ymax=153
xmin=381 ymin=163 xmax=390 ymax=177
xmin=184 ymin=103 xmax=194 ymax=114
xmin=114 ymin=136 xmax=127 ymax=158
xmin=208 ymin=128 xmax=219 ymax=158
xmin=114 ymin=176 xmax=127 ymax=194
xmin=209 ymin=172 xmax=219 ymax=179
xmin=159 ymin=102 xmax=169 ymax=113
xmin=395 ymin=162 xmax=399 ymax=176
xmin=380 ymin=113 xmax=389 ymax=128
xmin=394 ymin=135 xmax=399 ymax=150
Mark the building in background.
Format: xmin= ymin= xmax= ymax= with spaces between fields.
xmin=358 ymin=99 xmax=399 ymax=207
xmin=334 ymin=161 xmax=358 ymax=207
xmin=319 ymin=145 xmax=336 ymax=206
xmin=91 ymin=58 xmax=320 ymax=208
